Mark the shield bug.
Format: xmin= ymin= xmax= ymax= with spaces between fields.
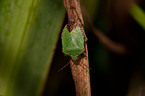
xmin=62 ymin=25 xmax=85 ymax=61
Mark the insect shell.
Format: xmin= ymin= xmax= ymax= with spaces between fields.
xmin=62 ymin=25 xmax=85 ymax=61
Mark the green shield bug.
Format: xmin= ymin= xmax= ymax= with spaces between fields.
xmin=62 ymin=25 xmax=85 ymax=61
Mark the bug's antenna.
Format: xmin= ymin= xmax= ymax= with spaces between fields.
xmin=58 ymin=62 xmax=70 ymax=72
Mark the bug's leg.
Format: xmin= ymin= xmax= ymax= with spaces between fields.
xmin=58 ymin=62 xmax=70 ymax=72
xmin=84 ymin=35 xmax=88 ymax=43
xmin=82 ymin=52 xmax=87 ymax=57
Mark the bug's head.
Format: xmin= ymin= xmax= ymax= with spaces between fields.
xmin=67 ymin=21 xmax=78 ymax=32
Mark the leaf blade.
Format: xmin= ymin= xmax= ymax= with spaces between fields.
xmin=130 ymin=3 xmax=145 ymax=30
xmin=0 ymin=0 xmax=65 ymax=96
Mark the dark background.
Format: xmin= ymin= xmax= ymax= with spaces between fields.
xmin=44 ymin=0 xmax=145 ymax=96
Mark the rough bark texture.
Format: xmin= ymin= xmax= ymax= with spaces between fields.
xmin=63 ymin=0 xmax=91 ymax=96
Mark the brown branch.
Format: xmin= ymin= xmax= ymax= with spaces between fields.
xmin=63 ymin=0 xmax=91 ymax=96
xmin=93 ymin=28 xmax=128 ymax=55
xmin=82 ymin=6 xmax=129 ymax=55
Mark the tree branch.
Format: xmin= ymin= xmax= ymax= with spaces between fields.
xmin=63 ymin=0 xmax=91 ymax=96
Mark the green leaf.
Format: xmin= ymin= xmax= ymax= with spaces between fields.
xmin=130 ymin=3 xmax=145 ymax=30
xmin=0 ymin=0 xmax=65 ymax=96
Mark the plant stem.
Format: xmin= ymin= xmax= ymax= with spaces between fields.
xmin=63 ymin=0 xmax=91 ymax=96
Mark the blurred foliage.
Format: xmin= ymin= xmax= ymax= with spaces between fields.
xmin=130 ymin=3 xmax=145 ymax=30
xmin=0 ymin=0 xmax=65 ymax=96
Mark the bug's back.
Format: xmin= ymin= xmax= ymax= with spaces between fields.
xmin=62 ymin=26 xmax=84 ymax=56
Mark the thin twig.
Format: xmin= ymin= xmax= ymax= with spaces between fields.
xmin=63 ymin=0 xmax=91 ymax=96
xmin=82 ymin=6 xmax=129 ymax=55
